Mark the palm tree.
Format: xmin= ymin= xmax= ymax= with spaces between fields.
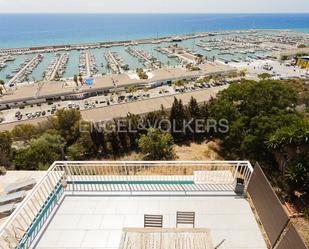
xmin=73 ymin=74 xmax=78 ymax=86
xmin=127 ymin=85 xmax=137 ymax=93
xmin=0 ymin=80 xmax=6 ymax=94
xmin=239 ymin=69 xmax=247 ymax=78
xmin=106 ymin=64 xmax=111 ymax=74
xmin=78 ymin=74 xmax=83 ymax=85
xmin=54 ymin=72 xmax=60 ymax=81
xmin=25 ymin=75 xmax=30 ymax=83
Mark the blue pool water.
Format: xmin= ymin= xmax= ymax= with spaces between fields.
xmin=67 ymin=180 xmax=194 ymax=184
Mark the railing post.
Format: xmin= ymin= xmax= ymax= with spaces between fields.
xmin=4 ymin=228 xmax=18 ymax=247
xmin=234 ymin=162 xmax=240 ymax=181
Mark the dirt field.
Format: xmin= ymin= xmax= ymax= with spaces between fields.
xmin=173 ymin=140 xmax=223 ymax=160
xmin=120 ymin=140 xmax=223 ymax=161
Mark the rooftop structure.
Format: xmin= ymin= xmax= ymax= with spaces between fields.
xmin=0 ymin=161 xmax=270 ymax=249
xmin=297 ymin=56 xmax=309 ymax=69
xmin=0 ymin=62 xmax=235 ymax=110
xmin=1 ymin=160 xmax=307 ymax=249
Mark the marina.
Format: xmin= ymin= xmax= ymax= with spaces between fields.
xmin=0 ymin=30 xmax=308 ymax=84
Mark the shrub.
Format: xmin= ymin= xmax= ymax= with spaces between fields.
xmin=0 ymin=166 xmax=6 ymax=175
xmin=304 ymin=208 xmax=309 ymax=220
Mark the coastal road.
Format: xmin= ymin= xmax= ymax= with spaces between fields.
xmin=0 ymin=85 xmax=227 ymax=131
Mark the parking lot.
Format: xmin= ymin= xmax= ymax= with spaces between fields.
xmin=230 ymin=59 xmax=309 ymax=80
xmin=0 ymin=79 xmax=229 ymax=125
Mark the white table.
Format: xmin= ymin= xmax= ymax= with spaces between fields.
xmin=119 ymin=228 xmax=214 ymax=249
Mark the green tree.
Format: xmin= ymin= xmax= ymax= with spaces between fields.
xmin=297 ymin=44 xmax=307 ymax=48
xmin=105 ymin=129 xmax=120 ymax=157
xmin=136 ymin=68 xmax=148 ymax=79
xmin=127 ymin=85 xmax=137 ymax=93
xmin=25 ymin=75 xmax=30 ymax=83
xmin=170 ymin=98 xmax=187 ymax=142
xmin=0 ymin=80 xmax=6 ymax=94
xmin=208 ymin=79 xmax=299 ymax=160
xmin=13 ymin=133 xmax=65 ymax=170
xmin=11 ymin=124 xmax=39 ymax=142
xmin=186 ymin=97 xmax=201 ymax=140
xmin=73 ymin=74 xmax=78 ymax=85
xmin=67 ymin=130 xmax=95 ymax=160
xmin=266 ymin=120 xmax=309 ymax=150
xmin=257 ymin=73 xmax=272 ymax=80
xmin=138 ymin=128 xmax=176 ymax=160
xmin=239 ymin=69 xmax=247 ymax=78
xmin=285 ymin=155 xmax=309 ymax=193
xmin=0 ymin=131 xmax=12 ymax=168
xmin=78 ymin=74 xmax=83 ymax=85
xmin=125 ymin=113 xmax=141 ymax=150
xmin=54 ymin=109 xmax=82 ymax=145
xmin=54 ymin=71 xmax=60 ymax=81
xmin=174 ymin=80 xmax=186 ymax=87
xmin=89 ymin=127 xmax=109 ymax=157
xmin=0 ymin=131 xmax=12 ymax=157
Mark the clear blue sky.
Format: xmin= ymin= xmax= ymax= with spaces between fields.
xmin=0 ymin=0 xmax=309 ymax=13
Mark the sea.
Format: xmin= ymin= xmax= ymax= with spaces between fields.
xmin=1 ymin=13 xmax=309 ymax=48
xmin=0 ymin=13 xmax=309 ymax=81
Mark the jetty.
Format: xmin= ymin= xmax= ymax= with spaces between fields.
xmin=8 ymin=54 xmax=43 ymax=85
xmin=44 ymin=53 xmax=69 ymax=81
xmin=79 ymin=51 xmax=98 ymax=76
xmin=0 ymin=55 xmax=15 ymax=71
xmin=105 ymin=52 xmax=129 ymax=74
xmin=126 ymin=47 xmax=162 ymax=69
xmin=156 ymin=45 xmax=199 ymax=64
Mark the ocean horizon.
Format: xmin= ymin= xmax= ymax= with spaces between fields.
xmin=1 ymin=13 xmax=309 ymax=48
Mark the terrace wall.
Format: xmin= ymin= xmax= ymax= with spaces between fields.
xmin=248 ymin=162 xmax=308 ymax=249
xmin=275 ymin=223 xmax=308 ymax=249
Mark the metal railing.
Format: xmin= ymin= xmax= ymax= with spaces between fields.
xmin=0 ymin=160 xmax=253 ymax=249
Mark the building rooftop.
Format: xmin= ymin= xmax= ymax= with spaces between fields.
xmin=0 ymin=161 xmax=267 ymax=249
xmin=0 ymin=62 xmax=235 ymax=105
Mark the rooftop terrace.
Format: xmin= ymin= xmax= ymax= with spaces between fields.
xmin=34 ymin=195 xmax=265 ymax=249
xmin=0 ymin=161 xmax=267 ymax=249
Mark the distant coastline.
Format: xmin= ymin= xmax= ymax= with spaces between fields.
xmin=0 ymin=13 xmax=309 ymax=49
xmin=0 ymin=29 xmax=291 ymax=52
